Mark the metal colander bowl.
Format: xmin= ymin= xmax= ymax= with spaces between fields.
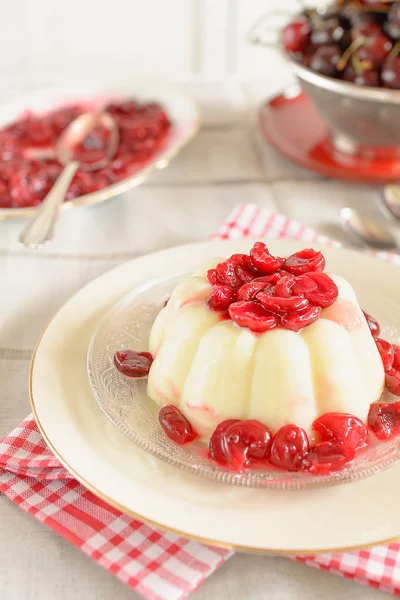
xmin=287 ymin=53 xmax=400 ymax=154
xmin=249 ymin=8 xmax=400 ymax=155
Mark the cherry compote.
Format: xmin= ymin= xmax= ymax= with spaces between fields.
xmin=0 ymin=99 xmax=171 ymax=208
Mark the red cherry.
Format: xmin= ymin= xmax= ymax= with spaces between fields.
xmin=312 ymin=413 xmax=368 ymax=451
xmin=159 ymin=405 xmax=198 ymax=445
xmin=257 ymin=293 xmax=309 ymax=316
xmin=269 ymin=424 xmax=310 ymax=471
xmin=342 ymin=64 xmax=380 ymax=87
xmin=229 ymin=301 xmax=277 ymax=333
xmin=229 ymin=253 xmax=256 ymax=272
xmin=389 ymin=2 xmax=400 ymax=21
xmin=114 ymin=349 xmax=153 ymax=378
xmin=309 ymin=44 xmax=342 ymax=77
xmin=237 ymin=280 xmax=271 ymax=302
xmin=215 ymin=260 xmax=253 ymax=288
xmin=385 ymin=370 xmax=400 ymax=396
xmin=282 ymin=18 xmax=311 ymax=53
xmin=375 ymin=338 xmax=395 ymax=371
xmin=290 ymin=274 xmax=318 ymax=296
xmin=310 ymin=16 xmax=346 ymax=47
xmin=368 ymin=402 xmax=400 ymax=438
xmin=284 ymin=249 xmax=325 ymax=275
xmin=363 ymin=311 xmax=380 ymax=338
xmin=382 ymin=55 xmax=400 ymax=89
xmin=273 ymin=275 xmax=296 ymax=298
xmin=206 ymin=284 xmax=237 ymax=312
xmin=352 ymin=21 xmax=381 ymax=41
xmin=253 ymin=273 xmax=284 ymax=285
xmin=392 ymin=345 xmax=400 ymax=372
xmin=299 ymin=272 xmax=338 ymax=308
xmin=106 ymin=100 xmax=138 ymax=118
xmin=359 ymin=34 xmax=393 ymax=67
xmin=249 ymin=242 xmax=284 ymax=275
xmin=229 ymin=420 xmax=272 ymax=461
xmin=210 ymin=419 xmax=272 ymax=471
xmin=281 ymin=305 xmax=322 ymax=332
xmin=302 ymin=441 xmax=355 ymax=475
xmin=209 ymin=419 xmax=241 ymax=466
xmin=207 ymin=269 xmax=219 ymax=285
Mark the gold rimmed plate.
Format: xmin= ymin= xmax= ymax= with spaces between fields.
xmin=0 ymin=78 xmax=199 ymax=220
xmin=30 ymin=239 xmax=400 ymax=553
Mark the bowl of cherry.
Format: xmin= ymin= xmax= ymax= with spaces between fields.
xmin=279 ymin=0 xmax=400 ymax=154
xmin=0 ymin=79 xmax=198 ymax=219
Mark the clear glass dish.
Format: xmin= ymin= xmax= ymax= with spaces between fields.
xmin=87 ymin=273 xmax=400 ymax=490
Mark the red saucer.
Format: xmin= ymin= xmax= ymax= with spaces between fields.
xmin=260 ymin=86 xmax=400 ymax=184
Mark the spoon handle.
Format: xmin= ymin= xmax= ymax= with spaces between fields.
xmin=19 ymin=160 xmax=80 ymax=248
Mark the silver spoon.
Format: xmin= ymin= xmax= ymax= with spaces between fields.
xmin=383 ymin=185 xmax=400 ymax=221
xmin=19 ymin=112 xmax=119 ymax=248
xmin=340 ymin=207 xmax=399 ymax=251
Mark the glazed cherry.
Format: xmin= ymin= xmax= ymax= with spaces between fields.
xmin=269 ymin=424 xmax=310 ymax=471
xmin=368 ymin=402 xmax=400 ymax=439
xmin=207 ymin=269 xmax=219 ymax=285
xmin=309 ymin=44 xmax=342 ymax=77
xmin=385 ymin=370 xmax=400 ymax=396
xmin=215 ymin=259 xmax=253 ymax=289
xmin=282 ymin=18 xmax=311 ymax=53
xmin=209 ymin=419 xmax=240 ymax=466
xmin=284 ymin=249 xmax=325 ymax=275
xmin=281 ymin=305 xmax=322 ymax=332
xmin=382 ymin=56 xmax=400 ymax=89
xmin=114 ymin=349 xmax=153 ymax=378
xmin=229 ymin=301 xmax=277 ymax=333
xmin=273 ymin=275 xmax=296 ymax=298
xmin=257 ymin=292 xmax=309 ymax=316
xmin=249 ymin=242 xmax=284 ymax=275
xmin=229 ymin=253 xmax=256 ymax=272
xmin=363 ymin=311 xmax=380 ymax=337
xmin=298 ymin=272 xmax=339 ymax=308
xmin=312 ymin=413 xmax=368 ymax=451
xmin=236 ymin=273 xmax=283 ymax=302
xmin=375 ymin=338 xmax=395 ymax=371
xmin=158 ymin=405 xmax=199 ymax=445
xmin=302 ymin=441 xmax=355 ymax=475
xmin=207 ymin=284 xmax=236 ymax=312
xmin=209 ymin=419 xmax=272 ymax=471
xmin=392 ymin=344 xmax=400 ymax=371
xmin=237 ymin=280 xmax=271 ymax=302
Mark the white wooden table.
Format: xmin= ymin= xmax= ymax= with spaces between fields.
xmin=0 ymin=80 xmax=390 ymax=600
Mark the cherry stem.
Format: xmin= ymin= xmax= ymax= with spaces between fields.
xmin=303 ymin=8 xmax=324 ymax=28
xmin=352 ymin=52 xmax=373 ymax=76
xmin=337 ymin=36 xmax=368 ymax=72
xmin=388 ymin=41 xmax=400 ymax=60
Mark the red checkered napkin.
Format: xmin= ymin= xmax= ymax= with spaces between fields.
xmin=1 ymin=204 xmax=400 ymax=599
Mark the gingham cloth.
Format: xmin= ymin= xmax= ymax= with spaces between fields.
xmin=1 ymin=203 xmax=400 ymax=600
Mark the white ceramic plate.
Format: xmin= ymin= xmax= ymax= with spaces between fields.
xmin=31 ymin=240 xmax=400 ymax=553
xmin=0 ymin=78 xmax=199 ymax=220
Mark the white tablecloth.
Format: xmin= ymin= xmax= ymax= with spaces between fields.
xmin=0 ymin=80 xmax=390 ymax=600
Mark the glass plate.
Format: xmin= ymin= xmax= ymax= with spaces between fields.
xmin=87 ymin=273 xmax=400 ymax=490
